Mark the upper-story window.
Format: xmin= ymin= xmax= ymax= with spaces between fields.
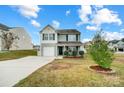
xmin=68 ymin=35 xmax=76 ymax=41
xmin=43 ymin=34 xmax=48 ymax=40
xmin=49 ymin=34 xmax=55 ymax=40
xmin=42 ymin=33 xmax=55 ymax=40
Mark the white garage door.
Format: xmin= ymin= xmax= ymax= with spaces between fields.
xmin=43 ymin=47 xmax=55 ymax=56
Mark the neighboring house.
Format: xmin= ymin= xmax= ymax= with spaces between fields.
xmin=0 ymin=23 xmax=10 ymax=51
xmin=108 ymin=40 xmax=124 ymax=52
xmin=40 ymin=25 xmax=82 ymax=56
xmin=33 ymin=45 xmax=40 ymax=50
xmin=0 ymin=23 xmax=33 ymax=51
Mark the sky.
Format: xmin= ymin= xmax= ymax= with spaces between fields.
xmin=0 ymin=5 xmax=124 ymax=44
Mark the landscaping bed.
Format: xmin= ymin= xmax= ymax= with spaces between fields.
xmin=64 ymin=56 xmax=82 ymax=58
xmin=89 ymin=65 xmax=115 ymax=74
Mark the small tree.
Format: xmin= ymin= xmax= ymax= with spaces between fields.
xmin=89 ymin=31 xmax=114 ymax=69
xmin=0 ymin=31 xmax=19 ymax=50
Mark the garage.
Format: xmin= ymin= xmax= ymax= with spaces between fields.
xmin=43 ymin=47 xmax=55 ymax=56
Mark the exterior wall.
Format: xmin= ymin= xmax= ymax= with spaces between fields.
xmin=41 ymin=26 xmax=57 ymax=44
xmin=9 ymin=27 xmax=33 ymax=50
xmin=40 ymin=26 xmax=58 ymax=56
xmin=0 ymin=29 xmax=6 ymax=51
xmin=0 ymin=30 xmax=2 ymax=51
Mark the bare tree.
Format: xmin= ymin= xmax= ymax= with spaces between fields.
xmin=0 ymin=31 xmax=19 ymax=50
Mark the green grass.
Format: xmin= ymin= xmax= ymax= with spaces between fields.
xmin=15 ymin=54 xmax=124 ymax=87
xmin=0 ymin=50 xmax=37 ymax=61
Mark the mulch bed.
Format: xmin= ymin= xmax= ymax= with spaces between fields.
xmin=90 ymin=65 xmax=112 ymax=71
xmin=64 ymin=56 xmax=83 ymax=58
xmin=89 ymin=65 xmax=115 ymax=74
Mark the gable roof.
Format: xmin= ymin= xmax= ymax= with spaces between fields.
xmin=0 ymin=23 xmax=10 ymax=31
xmin=40 ymin=25 xmax=81 ymax=34
xmin=40 ymin=24 xmax=55 ymax=33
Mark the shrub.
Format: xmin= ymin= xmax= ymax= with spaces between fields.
xmin=89 ymin=31 xmax=114 ymax=69
xmin=72 ymin=50 xmax=78 ymax=56
xmin=79 ymin=51 xmax=84 ymax=57
xmin=64 ymin=50 xmax=69 ymax=56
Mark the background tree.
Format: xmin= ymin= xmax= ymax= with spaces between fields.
xmin=0 ymin=31 xmax=19 ymax=50
xmin=89 ymin=30 xmax=114 ymax=69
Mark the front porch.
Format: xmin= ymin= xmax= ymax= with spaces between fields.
xmin=57 ymin=46 xmax=80 ymax=56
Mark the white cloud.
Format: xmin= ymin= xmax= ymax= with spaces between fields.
xmin=66 ymin=10 xmax=71 ymax=16
xmin=103 ymin=31 xmax=124 ymax=41
xmin=86 ymin=25 xmax=98 ymax=31
xmin=76 ymin=22 xmax=84 ymax=27
xmin=77 ymin=5 xmax=122 ymax=30
xmin=95 ymin=5 xmax=104 ymax=8
xmin=82 ymin=38 xmax=91 ymax=43
xmin=78 ymin=5 xmax=92 ymax=24
xmin=31 ymin=20 xmax=41 ymax=28
xmin=13 ymin=5 xmax=41 ymax=19
xmin=92 ymin=8 xmax=122 ymax=26
xmin=120 ymin=29 xmax=124 ymax=32
xmin=51 ymin=20 xmax=60 ymax=28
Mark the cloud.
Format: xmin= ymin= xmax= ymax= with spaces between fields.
xmin=31 ymin=20 xmax=41 ymax=28
xmin=92 ymin=8 xmax=122 ymax=26
xmin=120 ymin=29 xmax=124 ymax=32
xmin=77 ymin=5 xmax=122 ymax=29
xmin=95 ymin=5 xmax=104 ymax=8
xmin=82 ymin=38 xmax=91 ymax=43
xmin=103 ymin=31 xmax=124 ymax=41
xmin=13 ymin=5 xmax=41 ymax=19
xmin=51 ymin=20 xmax=60 ymax=28
xmin=78 ymin=5 xmax=92 ymax=24
xmin=66 ymin=10 xmax=71 ymax=16
xmin=86 ymin=25 xmax=98 ymax=31
xmin=11 ymin=5 xmax=41 ymax=28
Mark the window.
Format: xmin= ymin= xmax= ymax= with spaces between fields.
xmin=43 ymin=34 xmax=48 ymax=40
xmin=68 ymin=35 xmax=76 ymax=41
xmin=49 ymin=34 xmax=55 ymax=40
xmin=58 ymin=35 xmax=66 ymax=41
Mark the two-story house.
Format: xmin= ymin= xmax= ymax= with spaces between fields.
xmin=40 ymin=25 xmax=82 ymax=56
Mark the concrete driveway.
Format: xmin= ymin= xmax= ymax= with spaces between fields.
xmin=0 ymin=56 xmax=55 ymax=87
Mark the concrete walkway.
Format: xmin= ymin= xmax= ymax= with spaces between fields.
xmin=0 ymin=56 xmax=55 ymax=87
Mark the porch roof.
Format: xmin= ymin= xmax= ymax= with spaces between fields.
xmin=57 ymin=42 xmax=82 ymax=46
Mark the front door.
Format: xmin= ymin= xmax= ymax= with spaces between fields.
xmin=58 ymin=46 xmax=63 ymax=55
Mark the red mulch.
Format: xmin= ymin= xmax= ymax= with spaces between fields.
xmin=90 ymin=65 xmax=112 ymax=72
xmin=64 ymin=56 xmax=82 ymax=58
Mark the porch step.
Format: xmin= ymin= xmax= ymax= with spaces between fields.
xmin=55 ymin=56 xmax=63 ymax=59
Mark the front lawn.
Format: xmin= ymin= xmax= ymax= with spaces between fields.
xmin=15 ymin=54 xmax=124 ymax=87
xmin=0 ymin=50 xmax=37 ymax=61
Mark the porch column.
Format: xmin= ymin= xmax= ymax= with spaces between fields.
xmin=63 ymin=46 xmax=66 ymax=56
xmin=116 ymin=48 xmax=118 ymax=52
